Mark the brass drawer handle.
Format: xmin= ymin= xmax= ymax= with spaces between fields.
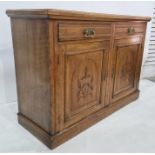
xmin=128 ymin=27 xmax=135 ymax=33
xmin=83 ymin=29 xmax=95 ymax=38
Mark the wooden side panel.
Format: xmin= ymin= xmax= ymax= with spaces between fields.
xmin=11 ymin=18 xmax=51 ymax=132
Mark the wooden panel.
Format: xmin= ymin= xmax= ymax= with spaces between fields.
xmin=110 ymin=36 xmax=142 ymax=103
xmin=65 ymin=51 xmax=103 ymax=117
xmin=113 ymin=45 xmax=137 ymax=95
xmin=11 ymin=18 xmax=51 ymax=132
xmin=58 ymin=22 xmax=111 ymax=41
xmin=57 ymin=41 xmax=109 ymax=128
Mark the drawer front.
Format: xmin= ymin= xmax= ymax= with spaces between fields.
xmin=115 ymin=22 xmax=146 ymax=36
xmin=58 ymin=22 xmax=111 ymax=41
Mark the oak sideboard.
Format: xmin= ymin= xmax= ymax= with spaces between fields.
xmin=6 ymin=9 xmax=151 ymax=149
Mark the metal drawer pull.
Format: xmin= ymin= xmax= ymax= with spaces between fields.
xmin=83 ymin=29 xmax=95 ymax=38
xmin=128 ymin=27 xmax=135 ymax=33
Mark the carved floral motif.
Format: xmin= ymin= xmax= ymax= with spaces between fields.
xmin=77 ymin=67 xmax=93 ymax=101
xmin=120 ymin=55 xmax=134 ymax=83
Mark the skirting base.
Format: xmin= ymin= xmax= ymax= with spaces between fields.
xmin=18 ymin=90 xmax=139 ymax=149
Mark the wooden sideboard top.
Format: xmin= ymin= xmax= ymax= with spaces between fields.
xmin=6 ymin=9 xmax=151 ymax=22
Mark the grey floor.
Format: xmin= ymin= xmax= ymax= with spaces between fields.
xmin=0 ymin=79 xmax=155 ymax=153
xmin=146 ymin=77 xmax=155 ymax=82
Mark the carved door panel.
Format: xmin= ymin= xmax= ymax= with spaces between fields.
xmin=110 ymin=36 xmax=143 ymax=103
xmin=57 ymin=41 xmax=109 ymax=128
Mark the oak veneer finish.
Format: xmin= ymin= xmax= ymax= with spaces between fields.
xmin=7 ymin=9 xmax=151 ymax=149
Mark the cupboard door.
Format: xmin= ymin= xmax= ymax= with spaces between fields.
xmin=57 ymin=41 xmax=109 ymax=128
xmin=110 ymin=36 xmax=143 ymax=103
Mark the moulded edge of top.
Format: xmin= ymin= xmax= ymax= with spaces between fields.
xmin=6 ymin=9 xmax=151 ymax=22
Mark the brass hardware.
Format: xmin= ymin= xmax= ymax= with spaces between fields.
xmin=128 ymin=27 xmax=135 ymax=33
xmin=83 ymin=28 xmax=95 ymax=38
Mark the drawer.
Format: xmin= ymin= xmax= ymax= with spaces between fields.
xmin=58 ymin=22 xmax=111 ymax=41
xmin=115 ymin=22 xmax=146 ymax=35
